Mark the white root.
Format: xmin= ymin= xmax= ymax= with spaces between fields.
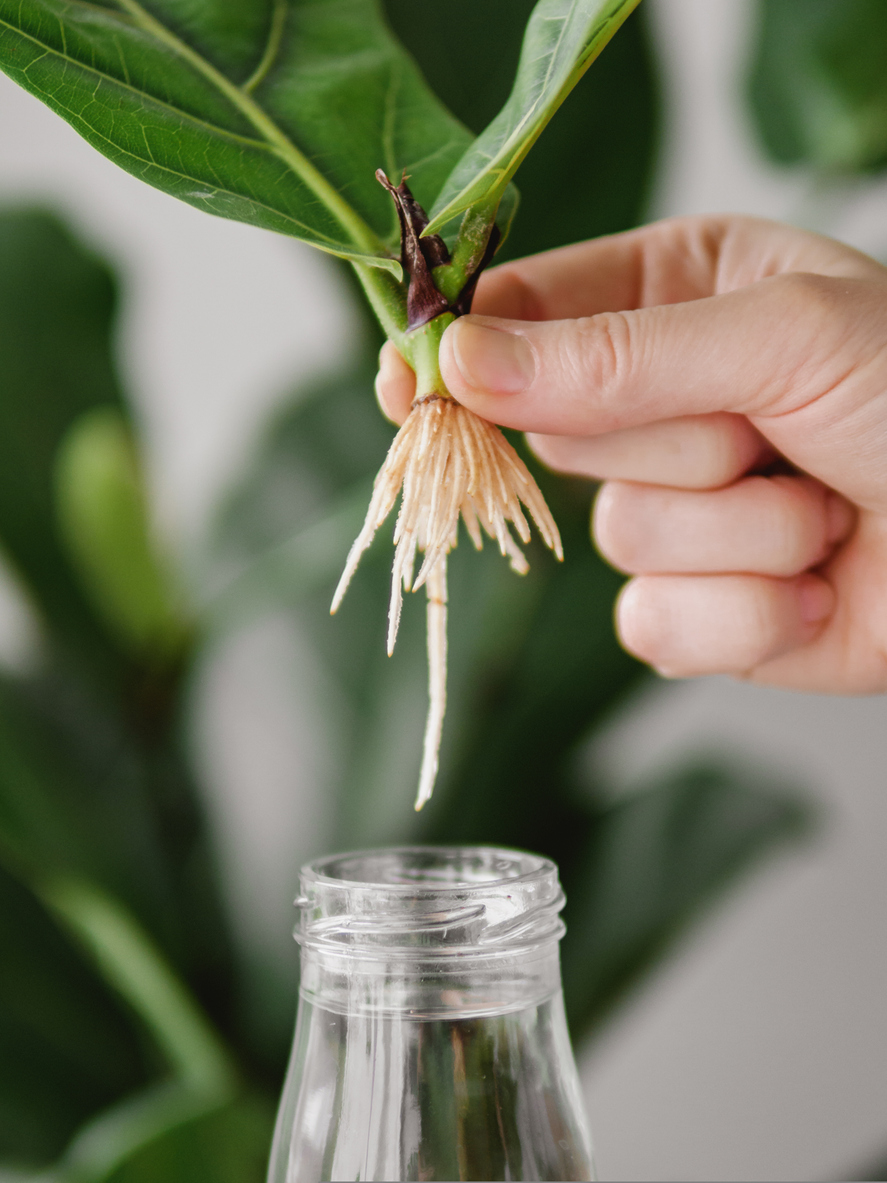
xmin=416 ymin=559 xmax=447 ymax=811
xmin=331 ymin=395 xmax=562 ymax=808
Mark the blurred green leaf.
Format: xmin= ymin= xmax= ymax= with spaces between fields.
xmin=0 ymin=865 xmax=150 ymax=1165
xmin=102 ymin=1094 xmax=273 ymax=1183
xmin=426 ymin=0 xmax=643 ymax=233
xmin=7 ymin=1091 xmax=273 ymax=1183
xmin=0 ymin=211 xmax=126 ymax=678
xmin=27 ymin=881 xmax=243 ymax=1183
xmin=748 ymin=0 xmax=887 ymax=173
xmin=560 ymin=761 xmax=811 ymax=1038
xmin=0 ymin=212 xmax=254 ymax=1173
xmin=41 ymin=877 xmax=236 ymax=1098
xmin=0 ymin=0 xmax=475 ymax=267
xmin=0 ymin=669 xmax=210 ymax=975
xmin=55 ymin=409 xmax=189 ymax=663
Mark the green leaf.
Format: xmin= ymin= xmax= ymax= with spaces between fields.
xmin=0 ymin=657 xmax=243 ymax=1079
xmin=748 ymin=0 xmax=887 ymax=173
xmin=4 ymin=1091 xmax=274 ymax=1183
xmin=101 ymin=1094 xmax=274 ymax=1183
xmin=55 ymin=408 xmax=189 ymax=663
xmin=0 ymin=211 xmax=127 ymax=678
xmin=384 ymin=2 xmax=660 ymax=255
xmin=0 ymin=210 xmax=251 ymax=1158
xmin=425 ymin=0 xmax=643 ymax=234
xmin=24 ymin=881 xmax=241 ymax=1182
xmin=0 ymin=864 xmax=150 ymax=1164
xmin=41 ymin=877 xmax=237 ymax=1098
xmin=0 ymin=0 xmax=474 ymax=268
xmin=560 ymin=762 xmax=812 ymax=1039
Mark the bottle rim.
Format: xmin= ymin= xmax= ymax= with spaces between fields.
xmin=302 ymin=844 xmax=556 ymax=893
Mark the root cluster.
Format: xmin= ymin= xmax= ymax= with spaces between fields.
xmin=332 ymin=395 xmax=561 ymax=809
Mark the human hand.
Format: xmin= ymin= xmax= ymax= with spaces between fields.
xmin=376 ymin=216 xmax=887 ymax=693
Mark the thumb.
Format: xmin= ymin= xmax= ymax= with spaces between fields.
xmin=439 ymin=273 xmax=887 ymax=439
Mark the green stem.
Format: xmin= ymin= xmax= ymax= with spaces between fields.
xmin=433 ymin=196 xmax=501 ymax=305
xmin=351 ymin=261 xmax=409 ymax=347
xmin=401 ymin=313 xmax=456 ymax=398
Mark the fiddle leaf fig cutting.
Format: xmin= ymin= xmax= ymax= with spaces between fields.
xmin=0 ymin=0 xmax=641 ymax=806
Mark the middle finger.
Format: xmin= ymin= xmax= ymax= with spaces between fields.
xmin=593 ymin=474 xmax=855 ymax=577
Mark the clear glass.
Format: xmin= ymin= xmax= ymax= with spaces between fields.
xmin=267 ymin=846 xmax=595 ymax=1182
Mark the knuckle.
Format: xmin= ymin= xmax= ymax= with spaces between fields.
xmin=572 ymin=311 xmax=634 ymax=409
xmin=761 ymin=477 xmax=827 ymax=572
xmin=772 ymin=270 xmax=843 ymax=314
xmin=764 ymin=274 xmax=886 ymax=413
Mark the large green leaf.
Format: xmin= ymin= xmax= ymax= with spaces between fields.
xmin=426 ymin=0 xmax=643 ymax=233
xmin=0 ymin=212 xmax=254 ymax=1175
xmin=0 ymin=0 xmax=474 ymax=267
xmin=748 ymin=0 xmax=887 ymax=174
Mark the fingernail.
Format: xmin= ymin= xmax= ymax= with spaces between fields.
xmin=798 ymin=576 xmax=834 ymax=624
xmin=449 ymin=318 xmax=535 ymax=394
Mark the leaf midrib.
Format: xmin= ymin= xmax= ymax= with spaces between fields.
xmin=112 ymin=0 xmax=387 ymax=254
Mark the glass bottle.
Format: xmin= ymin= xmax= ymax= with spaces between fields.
xmin=267 ymin=845 xmax=594 ymax=1182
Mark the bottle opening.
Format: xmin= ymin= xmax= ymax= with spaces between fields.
xmin=297 ymin=845 xmax=565 ymax=954
xmin=312 ymin=845 xmax=544 ymax=888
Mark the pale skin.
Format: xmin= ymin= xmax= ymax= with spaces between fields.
xmin=376 ymin=215 xmax=887 ymax=693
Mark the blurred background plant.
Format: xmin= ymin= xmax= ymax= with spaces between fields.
xmin=0 ymin=0 xmax=886 ymax=1180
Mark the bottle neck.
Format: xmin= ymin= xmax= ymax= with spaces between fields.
xmin=294 ymin=845 xmax=567 ymax=1018
xmin=299 ymin=940 xmax=563 ymax=1018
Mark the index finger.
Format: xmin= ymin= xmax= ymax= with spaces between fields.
xmin=472 ymin=214 xmax=884 ymax=322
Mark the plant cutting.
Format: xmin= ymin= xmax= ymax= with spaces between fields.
xmin=0 ymin=6 xmax=826 ymax=1165
xmin=0 ymin=0 xmax=641 ymax=808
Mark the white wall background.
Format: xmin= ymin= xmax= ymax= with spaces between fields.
xmin=1 ymin=1 xmax=887 ymax=1179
